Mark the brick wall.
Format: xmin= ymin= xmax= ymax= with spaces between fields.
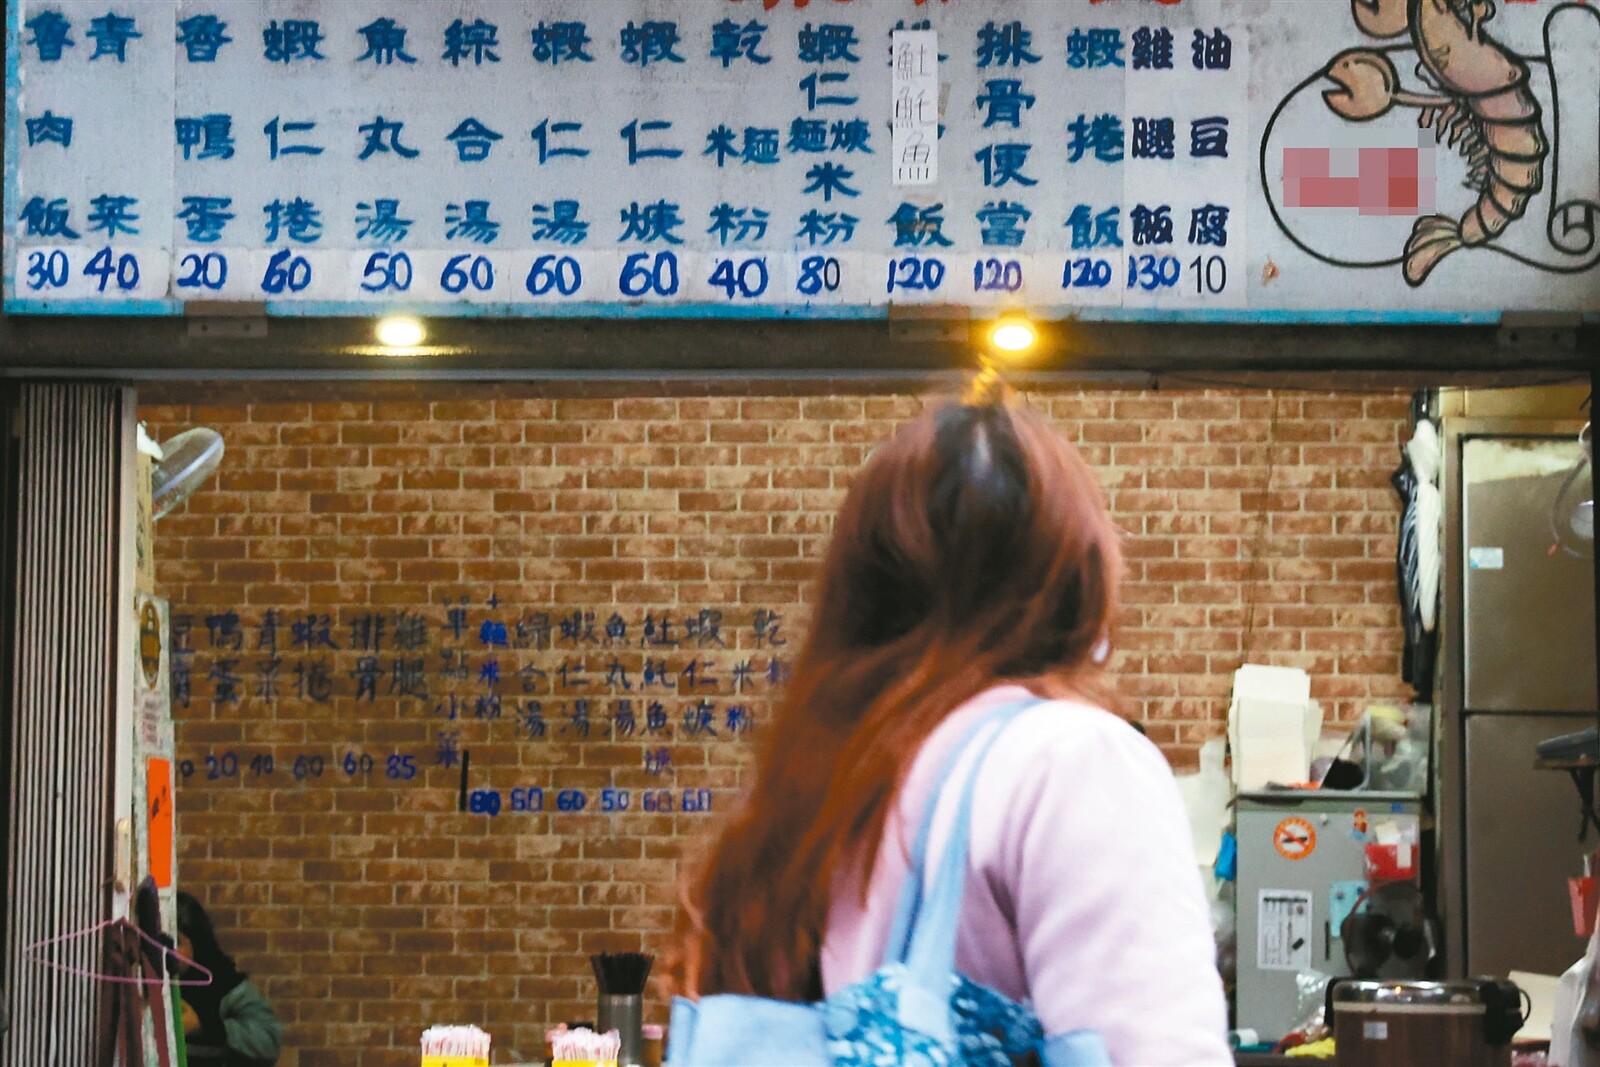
xmin=142 ymin=386 xmax=1414 ymax=1066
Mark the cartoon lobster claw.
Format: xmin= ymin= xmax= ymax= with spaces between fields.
xmin=1319 ymin=0 xmax=1546 ymax=286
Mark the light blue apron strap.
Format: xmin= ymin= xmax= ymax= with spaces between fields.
xmin=881 ymin=697 xmax=1041 ymax=969
xmin=901 ymin=699 xmax=1033 ymax=986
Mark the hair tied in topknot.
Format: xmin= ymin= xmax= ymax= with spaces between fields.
xmin=962 ymin=356 xmax=1014 ymax=408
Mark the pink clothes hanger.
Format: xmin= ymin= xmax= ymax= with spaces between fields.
xmin=24 ymin=917 xmax=213 ymax=986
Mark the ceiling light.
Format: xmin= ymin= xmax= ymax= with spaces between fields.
xmin=990 ymin=318 xmax=1037 ymax=355
xmin=375 ymin=315 xmax=425 ymax=349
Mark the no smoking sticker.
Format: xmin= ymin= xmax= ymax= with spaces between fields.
xmin=1274 ymin=817 xmax=1316 ymax=860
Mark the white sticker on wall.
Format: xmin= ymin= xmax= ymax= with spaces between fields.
xmin=1363 ymin=1021 xmax=1389 ymax=1040
xmin=1468 ymin=547 xmax=1505 ymax=570
xmin=1257 ymin=889 xmax=1314 ymax=972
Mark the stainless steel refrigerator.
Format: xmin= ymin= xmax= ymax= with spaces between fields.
xmin=1439 ymin=423 xmax=1598 ymax=979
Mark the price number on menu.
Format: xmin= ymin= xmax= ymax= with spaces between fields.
xmin=176 ymin=252 xmax=229 ymax=291
xmin=509 ymin=787 xmax=545 ymax=812
xmin=22 ymin=249 xmax=69 ymax=291
xmin=343 ymin=752 xmax=376 ymax=777
xmin=795 ymin=255 xmax=841 ymax=297
xmin=83 ymin=247 xmax=141 ymax=293
xmin=260 ymin=249 xmax=311 ymax=295
xmin=619 ymin=251 xmax=679 ymax=298
xmin=1126 ymin=254 xmax=1181 ymax=292
xmin=360 ymin=252 xmax=413 ymax=293
xmin=1189 ymin=254 xmax=1227 ymax=295
xmin=440 ymin=254 xmax=495 ymax=294
xmin=1062 ymin=258 xmax=1115 ymax=290
xmin=708 ymin=257 xmax=769 ymax=300
xmin=468 ymin=788 xmax=503 ymax=816
xmin=204 ymin=752 xmax=238 ymax=780
xmin=886 ymin=256 xmax=945 ymax=294
xmin=972 ymin=257 xmax=1022 ymax=293
xmin=524 ymin=255 xmax=583 ymax=297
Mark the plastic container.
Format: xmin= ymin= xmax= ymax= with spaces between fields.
xmin=1365 ymin=841 xmax=1419 ymax=881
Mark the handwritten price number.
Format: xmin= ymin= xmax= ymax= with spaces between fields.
xmin=618 ymin=251 xmax=680 ymax=297
xmin=795 ymin=255 xmax=841 ymax=296
xmin=177 ymin=252 xmax=228 ymax=291
xmin=385 ymin=754 xmax=417 ymax=780
xmin=360 ymin=252 xmax=412 ymax=293
xmin=600 ymin=787 xmax=631 ymax=812
xmin=342 ymin=752 xmax=376 ymax=777
xmin=555 ymin=788 xmax=588 ymax=812
xmin=178 ymin=759 xmax=195 ymax=780
xmin=248 ymin=754 xmax=275 ymax=778
xmin=1190 ymin=254 xmax=1227 ymax=295
xmin=641 ymin=790 xmax=675 ymax=813
xmin=292 ymin=754 xmax=325 ymax=780
xmin=510 ymin=786 xmax=545 ymax=812
xmin=468 ymin=788 xmax=502 ymax=816
xmin=681 ymin=789 xmax=713 ymax=813
xmin=24 ymin=250 xmax=69 ymax=291
xmin=441 ymin=254 xmax=494 ymax=294
xmin=709 ymin=257 xmax=769 ymax=300
xmin=525 ymin=254 xmax=582 ymax=297
xmin=1126 ymin=254 xmax=1180 ymax=292
xmin=973 ymin=258 xmax=1022 ymax=293
xmin=204 ymin=752 xmax=238 ymax=781
xmin=886 ymin=256 xmax=945 ymax=294
xmin=260 ymin=249 xmax=311 ymax=294
xmin=1062 ymin=258 xmax=1114 ymax=289
xmin=82 ymin=247 xmax=140 ymax=293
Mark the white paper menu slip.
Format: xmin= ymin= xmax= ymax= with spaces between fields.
xmin=890 ymin=30 xmax=939 ymax=187
xmin=1258 ymin=889 xmax=1315 ymax=973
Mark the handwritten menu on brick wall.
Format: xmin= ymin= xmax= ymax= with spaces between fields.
xmin=171 ymin=599 xmax=789 ymax=818
xmin=12 ymin=0 xmax=1599 ymax=319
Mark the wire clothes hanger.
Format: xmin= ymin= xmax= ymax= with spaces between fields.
xmin=23 ymin=917 xmax=213 ymax=986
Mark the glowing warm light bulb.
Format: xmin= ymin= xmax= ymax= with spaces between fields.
xmin=990 ymin=318 xmax=1037 ymax=354
xmin=375 ymin=315 xmax=426 ymax=349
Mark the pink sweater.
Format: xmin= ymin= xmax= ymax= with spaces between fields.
xmin=822 ymin=685 xmax=1232 ymax=1066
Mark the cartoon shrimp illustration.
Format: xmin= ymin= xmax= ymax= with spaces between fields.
xmin=1321 ymin=0 xmax=1546 ymax=285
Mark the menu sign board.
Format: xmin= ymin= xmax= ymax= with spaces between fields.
xmin=6 ymin=0 xmax=1599 ymax=321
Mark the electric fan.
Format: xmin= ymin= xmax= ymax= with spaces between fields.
xmin=1341 ymin=880 xmax=1439 ymax=979
xmin=150 ymin=427 xmax=225 ymax=520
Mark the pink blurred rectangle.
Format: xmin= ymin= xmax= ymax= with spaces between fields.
xmin=1283 ymin=146 xmax=1433 ymax=216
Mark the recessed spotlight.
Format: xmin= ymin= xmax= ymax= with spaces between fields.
xmin=990 ymin=318 xmax=1037 ymax=355
xmin=375 ymin=315 xmax=425 ymax=349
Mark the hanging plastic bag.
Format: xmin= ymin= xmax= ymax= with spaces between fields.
xmin=1550 ymin=923 xmax=1600 ymax=1067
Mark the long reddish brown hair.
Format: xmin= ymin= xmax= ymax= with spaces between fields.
xmin=672 ymin=398 xmax=1123 ymax=1000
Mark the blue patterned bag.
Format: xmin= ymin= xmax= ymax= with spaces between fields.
xmin=667 ymin=698 xmax=1111 ymax=1066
